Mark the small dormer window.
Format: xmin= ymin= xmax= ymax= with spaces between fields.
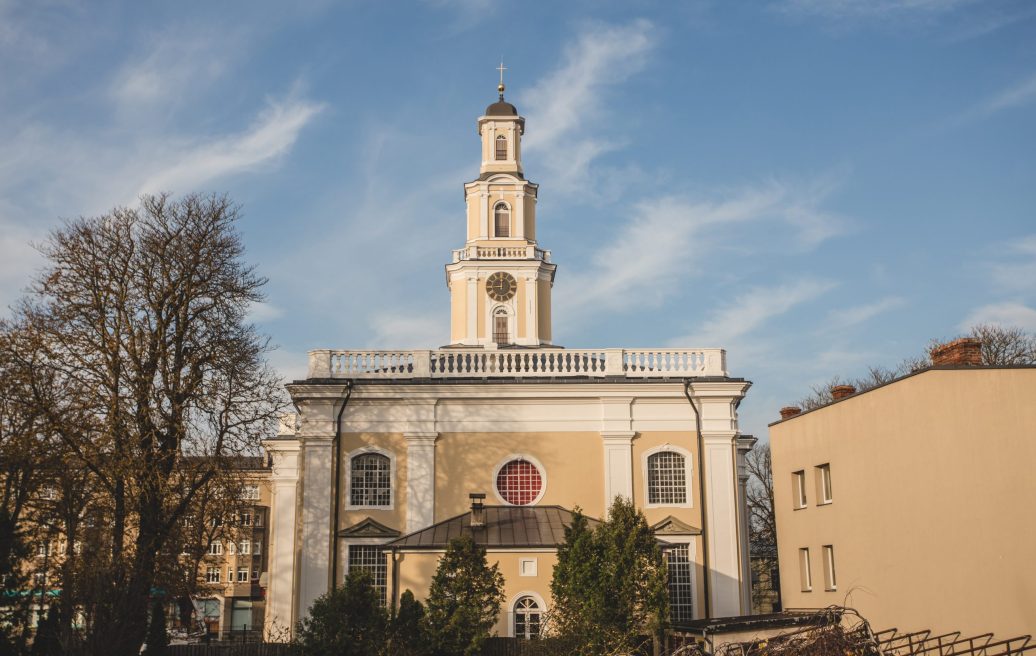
xmin=495 ymin=135 xmax=507 ymax=160
xmin=494 ymin=203 xmax=510 ymax=238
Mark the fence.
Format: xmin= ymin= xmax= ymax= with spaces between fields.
xmin=166 ymin=644 xmax=294 ymax=656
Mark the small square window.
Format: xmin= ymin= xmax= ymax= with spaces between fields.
xmin=799 ymin=547 xmax=812 ymax=592
xmin=237 ymin=567 xmax=249 ymax=583
xmin=823 ymin=545 xmax=837 ymax=591
xmin=793 ymin=471 xmax=807 ymax=509
xmin=519 ymin=558 xmax=537 ymax=577
xmin=816 ymin=464 xmax=833 ymax=505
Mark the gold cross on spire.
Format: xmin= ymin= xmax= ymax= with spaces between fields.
xmin=497 ymin=59 xmax=507 ymax=99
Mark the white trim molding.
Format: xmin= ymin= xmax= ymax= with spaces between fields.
xmin=404 ymin=432 xmax=438 ymax=532
xmin=505 ymin=590 xmax=548 ymax=638
xmin=344 ymin=445 xmax=397 ymax=511
xmin=601 ymin=431 xmax=635 ymax=511
xmin=642 ymin=444 xmax=694 ymax=509
xmin=491 ymin=453 xmax=547 ymax=507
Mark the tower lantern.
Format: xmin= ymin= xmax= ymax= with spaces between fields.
xmin=445 ymin=68 xmax=556 ymax=348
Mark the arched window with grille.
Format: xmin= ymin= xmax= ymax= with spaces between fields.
xmin=494 ymin=202 xmax=510 ymax=238
xmin=647 ymin=450 xmax=688 ymax=505
xmin=495 ymin=134 xmax=507 ymax=160
xmin=350 ymin=452 xmax=391 ymax=507
xmin=513 ymin=596 xmax=541 ymax=639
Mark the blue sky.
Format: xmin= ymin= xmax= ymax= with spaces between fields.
xmin=1 ymin=0 xmax=1034 ymax=439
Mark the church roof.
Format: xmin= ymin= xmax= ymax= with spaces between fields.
xmin=485 ymin=99 xmax=519 ymax=116
xmin=386 ymin=505 xmax=600 ymax=550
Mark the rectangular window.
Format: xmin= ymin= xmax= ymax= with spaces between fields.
xmin=799 ymin=548 xmax=812 ymax=592
xmin=252 ymin=567 xmax=260 ymax=581
xmin=348 ymin=545 xmax=387 ymax=604
xmin=254 ymin=513 xmax=264 ymax=527
xmin=493 ymin=315 xmax=509 ymax=345
xmin=208 ymin=541 xmax=223 ymax=556
xmin=253 ymin=540 xmax=261 ymax=556
xmin=793 ymin=470 xmax=807 ymax=509
xmin=816 ymin=464 xmax=833 ymax=504
xmin=237 ymin=567 xmax=249 ymax=583
xmin=226 ymin=541 xmax=236 ymax=555
xmin=240 ymin=485 xmax=260 ymax=501
xmin=823 ymin=545 xmax=837 ymax=591
xmin=33 ymin=572 xmax=46 ymax=586
xmin=239 ymin=540 xmax=250 ymax=555
xmin=240 ymin=513 xmax=252 ymax=526
xmin=205 ymin=567 xmax=221 ymax=583
xmin=665 ymin=544 xmax=694 ymax=623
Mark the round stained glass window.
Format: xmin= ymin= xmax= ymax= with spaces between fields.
xmin=495 ymin=459 xmax=543 ymax=506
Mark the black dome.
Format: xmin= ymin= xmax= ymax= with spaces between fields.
xmin=486 ymin=99 xmax=518 ymax=116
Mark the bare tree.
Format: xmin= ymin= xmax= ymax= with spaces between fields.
xmin=744 ymin=442 xmax=781 ymax=612
xmin=969 ymin=324 xmax=1036 ymax=365
xmin=12 ymin=193 xmax=284 ymax=656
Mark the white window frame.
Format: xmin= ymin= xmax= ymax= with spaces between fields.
xmin=816 ymin=464 xmax=833 ymax=505
xmin=506 ymin=591 xmax=547 ymax=638
xmin=240 ymin=485 xmax=260 ymax=501
xmin=208 ymin=541 xmax=223 ymax=556
xmin=493 ymin=201 xmax=511 ymax=238
xmin=491 ymin=454 xmax=548 ymax=507
xmin=799 ymin=547 xmax=812 ymax=592
xmin=345 ymin=446 xmax=396 ymax=510
xmin=238 ymin=540 xmax=250 ymax=555
xmin=823 ymin=545 xmax=837 ymax=591
xmin=793 ymin=470 xmax=808 ymax=509
xmin=205 ymin=567 xmax=221 ymax=583
xmin=659 ymin=536 xmax=699 ymax=622
xmin=642 ymin=445 xmax=694 ymax=509
xmin=237 ymin=567 xmax=249 ymax=583
xmin=342 ymin=538 xmax=391 ymax=604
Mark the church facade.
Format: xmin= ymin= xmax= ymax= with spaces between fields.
xmin=263 ymin=82 xmax=755 ymax=639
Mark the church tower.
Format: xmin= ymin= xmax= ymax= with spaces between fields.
xmin=445 ymin=68 xmax=557 ymax=347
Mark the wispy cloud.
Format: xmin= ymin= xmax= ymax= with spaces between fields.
xmin=136 ymin=96 xmax=325 ymax=197
xmin=972 ymin=72 xmax=1036 ymax=117
xmin=960 ymin=302 xmax=1036 ymax=331
xmin=826 ymin=296 xmax=906 ymax=330
xmin=520 ymin=19 xmax=656 ymax=192
xmin=776 ymin=0 xmax=977 ymax=21
xmin=556 ymin=176 xmax=850 ymax=322
xmin=671 ymin=278 xmax=837 ymax=347
xmin=987 ymin=234 xmax=1036 ymax=294
xmin=111 ymin=31 xmax=240 ymax=111
xmin=367 ymin=312 xmax=445 ymax=349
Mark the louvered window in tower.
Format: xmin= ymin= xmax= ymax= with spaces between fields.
xmin=494 ymin=203 xmax=510 ymax=238
xmin=495 ymin=135 xmax=507 ymax=160
xmin=493 ymin=308 xmax=510 ymax=345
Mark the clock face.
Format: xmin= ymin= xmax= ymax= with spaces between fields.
xmin=486 ymin=271 xmax=517 ymax=302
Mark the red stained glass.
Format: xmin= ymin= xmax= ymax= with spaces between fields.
xmin=496 ymin=460 xmax=542 ymax=506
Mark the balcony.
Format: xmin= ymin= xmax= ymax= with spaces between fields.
xmin=451 ymin=245 xmax=551 ymax=263
xmin=306 ymin=348 xmax=727 ymax=380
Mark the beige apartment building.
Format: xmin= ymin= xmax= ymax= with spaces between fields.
xmin=263 ymin=80 xmax=757 ymax=639
xmin=192 ymin=458 xmax=272 ymax=639
xmin=769 ymin=339 xmax=1036 ymax=639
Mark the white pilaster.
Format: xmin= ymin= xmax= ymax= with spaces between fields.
xmin=297 ymin=435 xmax=333 ymax=621
xmin=466 ymin=276 xmax=478 ymax=344
xmin=515 ymin=191 xmax=525 ymax=238
xmin=404 ymin=432 xmax=439 ymax=532
xmin=602 ymin=429 xmax=636 ymax=513
xmin=524 ymin=276 xmax=537 ymax=343
xmin=703 ymin=432 xmax=741 ymax=616
xmin=479 ymin=191 xmax=489 ymax=239
xmin=263 ymin=427 xmax=300 ymax=639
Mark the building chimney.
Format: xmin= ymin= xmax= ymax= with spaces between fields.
xmin=930 ymin=338 xmax=982 ymax=367
xmin=831 ymin=385 xmax=856 ymax=401
xmin=469 ymin=493 xmax=486 ymax=528
xmin=779 ymin=406 xmax=802 ymax=420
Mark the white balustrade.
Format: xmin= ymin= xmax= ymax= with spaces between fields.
xmin=307 ymin=348 xmax=726 ymax=379
xmin=451 ymin=246 xmax=551 ymax=263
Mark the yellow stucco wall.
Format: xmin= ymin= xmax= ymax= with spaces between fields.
xmin=337 ymin=432 xmax=409 ymax=531
xmin=393 ymin=550 xmax=558 ymax=637
xmin=771 ymin=368 xmax=1036 ymax=639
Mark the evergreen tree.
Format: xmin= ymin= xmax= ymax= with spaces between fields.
xmin=142 ymin=600 xmax=169 ymax=656
xmin=548 ymin=498 xmax=669 ymax=655
xmin=423 ymin=536 xmax=504 ymax=656
xmin=390 ymin=590 xmax=428 ymax=656
xmin=295 ymin=569 xmax=389 ymax=656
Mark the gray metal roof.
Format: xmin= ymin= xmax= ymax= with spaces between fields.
xmin=386 ymin=505 xmax=600 ymax=550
